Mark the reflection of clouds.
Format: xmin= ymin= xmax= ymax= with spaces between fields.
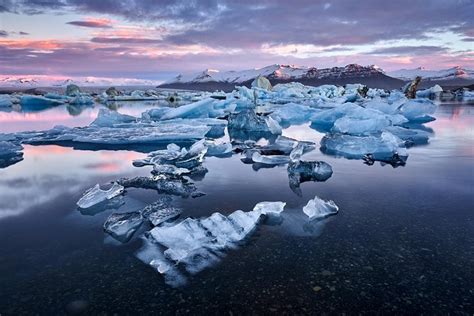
xmin=0 ymin=145 xmax=145 ymax=220
xmin=0 ymin=175 xmax=82 ymax=219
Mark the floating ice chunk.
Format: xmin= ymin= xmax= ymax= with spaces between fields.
xmin=0 ymin=141 xmax=23 ymax=168
xmin=399 ymin=99 xmax=437 ymax=121
xmin=228 ymin=109 xmax=280 ymax=135
xmin=253 ymin=201 xmax=286 ymax=216
xmin=91 ymin=109 xmax=136 ymax=127
xmin=310 ymin=103 xmax=362 ymax=129
xmin=321 ymin=131 xmax=408 ymax=162
xmin=251 ymin=152 xmax=290 ymax=165
xmin=384 ymin=126 xmax=430 ymax=146
xmin=141 ymin=200 xmax=182 ymax=226
xmin=303 ymin=196 xmax=339 ymax=220
xmin=267 ymin=102 xmax=317 ymax=125
xmin=204 ymin=140 xmax=233 ymax=157
xmin=20 ymin=95 xmax=64 ymax=111
xmin=333 ymin=116 xmax=392 ymax=135
xmin=76 ymin=182 xmax=124 ymax=209
xmin=152 ymin=164 xmax=190 ymax=176
xmin=0 ymin=95 xmax=13 ymax=108
xmin=363 ymin=99 xmax=400 ymax=115
xmin=288 ymin=160 xmax=333 ymax=195
xmin=20 ymin=120 xmax=211 ymax=146
xmin=66 ymin=84 xmax=81 ymax=97
xmin=416 ymin=85 xmax=443 ymax=98
xmin=264 ymin=116 xmax=282 ymax=134
xmin=69 ymin=94 xmax=94 ymax=105
xmin=118 ymin=176 xmax=198 ymax=197
xmin=103 ymin=212 xmax=143 ymax=242
xmin=159 ymin=98 xmax=234 ymax=120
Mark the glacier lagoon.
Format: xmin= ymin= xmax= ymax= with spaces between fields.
xmin=0 ymin=93 xmax=473 ymax=314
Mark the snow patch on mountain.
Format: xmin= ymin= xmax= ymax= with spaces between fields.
xmin=387 ymin=66 xmax=474 ymax=81
xmin=0 ymin=75 xmax=162 ymax=88
xmin=166 ymin=64 xmax=385 ymax=84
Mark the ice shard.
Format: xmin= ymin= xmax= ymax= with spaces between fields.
xmin=103 ymin=212 xmax=144 ymax=243
xmin=76 ymin=183 xmax=124 ymax=209
xmin=303 ymin=196 xmax=339 ymax=220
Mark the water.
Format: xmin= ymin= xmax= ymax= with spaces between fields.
xmin=0 ymin=101 xmax=473 ymax=314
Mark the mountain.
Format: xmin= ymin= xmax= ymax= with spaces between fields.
xmin=0 ymin=76 xmax=161 ymax=88
xmin=160 ymin=64 xmax=404 ymax=91
xmin=387 ymin=66 xmax=474 ymax=81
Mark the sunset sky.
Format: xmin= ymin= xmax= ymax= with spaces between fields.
xmin=0 ymin=0 xmax=473 ymax=81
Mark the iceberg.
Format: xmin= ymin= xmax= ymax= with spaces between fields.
xmin=288 ymin=160 xmax=333 ymax=195
xmin=103 ymin=212 xmax=143 ymax=243
xmin=20 ymin=95 xmax=64 ymax=111
xmin=118 ymin=176 xmax=198 ymax=197
xmin=399 ymin=99 xmax=437 ymax=121
xmin=76 ymin=182 xmax=124 ymax=209
xmin=69 ymin=94 xmax=94 ymax=105
xmin=228 ymin=109 xmax=281 ymax=136
xmin=332 ymin=116 xmax=392 ymax=135
xmin=384 ymin=126 xmax=430 ymax=146
xmin=251 ymin=152 xmax=290 ymax=165
xmin=321 ymin=131 xmax=408 ymax=162
xmin=136 ymin=200 xmax=286 ymax=286
xmin=0 ymin=95 xmax=13 ymax=108
xmin=0 ymin=141 xmax=24 ymax=168
xmin=252 ymin=201 xmax=286 ymax=216
xmin=303 ymin=196 xmax=339 ymax=220
xmin=140 ymin=199 xmax=182 ymax=226
xmin=91 ymin=109 xmax=137 ymax=127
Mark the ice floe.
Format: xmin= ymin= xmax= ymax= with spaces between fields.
xmin=76 ymin=183 xmax=124 ymax=209
xmin=303 ymin=196 xmax=339 ymax=220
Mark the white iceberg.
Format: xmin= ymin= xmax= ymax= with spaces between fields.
xmin=76 ymin=182 xmax=124 ymax=209
xmin=303 ymin=196 xmax=339 ymax=220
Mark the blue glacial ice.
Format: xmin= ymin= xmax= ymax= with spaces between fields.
xmin=103 ymin=212 xmax=144 ymax=243
xmin=136 ymin=200 xmax=287 ymax=286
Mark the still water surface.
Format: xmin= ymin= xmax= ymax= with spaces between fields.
xmin=0 ymin=100 xmax=473 ymax=314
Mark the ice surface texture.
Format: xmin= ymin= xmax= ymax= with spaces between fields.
xmin=303 ymin=196 xmax=339 ymax=220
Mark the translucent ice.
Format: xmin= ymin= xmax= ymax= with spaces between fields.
xmin=251 ymin=152 xmax=290 ymax=165
xmin=399 ymin=99 xmax=437 ymax=121
xmin=287 ymin=160 xmax=333 ymax=195
xmin=20 ymin=95 xmax=64 ymax=111
xmin=76 ymin=182 xmax=124 ymax=209
xmin=90 ymin=109 xmax=137 ymax=127
xmin=141 ymin=201 xmax=182 ymax=226
xmin=103 ymin=212 xmax=143 ymax=243
xmin=303 ymin=196 xmax=339 ymax=220
xmin=253 ymin=201 xmax=286 ymax=216
xmin=0 ymin=95 xmax=12 ymax=108
xmin=321 ymin=131 xmax=408 ymax=162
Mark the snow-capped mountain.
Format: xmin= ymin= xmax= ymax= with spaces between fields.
xmin=387 ymin=66 xmax=474 ymax=81
xmin=0 ymin=76 xmax=161 ymax=88
xmin=166 ymin=64 xmax=385 ymax=84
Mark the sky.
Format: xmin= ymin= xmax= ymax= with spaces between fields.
xmin=0 ymin=0 xmax=473 ymax=81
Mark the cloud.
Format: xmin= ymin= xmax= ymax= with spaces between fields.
xmin=3 ymin=0 xmax=473 ymax=48
xmin=369 ymin=46 xmax=449 ymax=56
xmin=0 ymin=30 xmax=8 ymax=37
xmin=90 ymin=37 xmax=161 ymax=44
xmin=66 ymin=18 xmax=113 ymax=28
